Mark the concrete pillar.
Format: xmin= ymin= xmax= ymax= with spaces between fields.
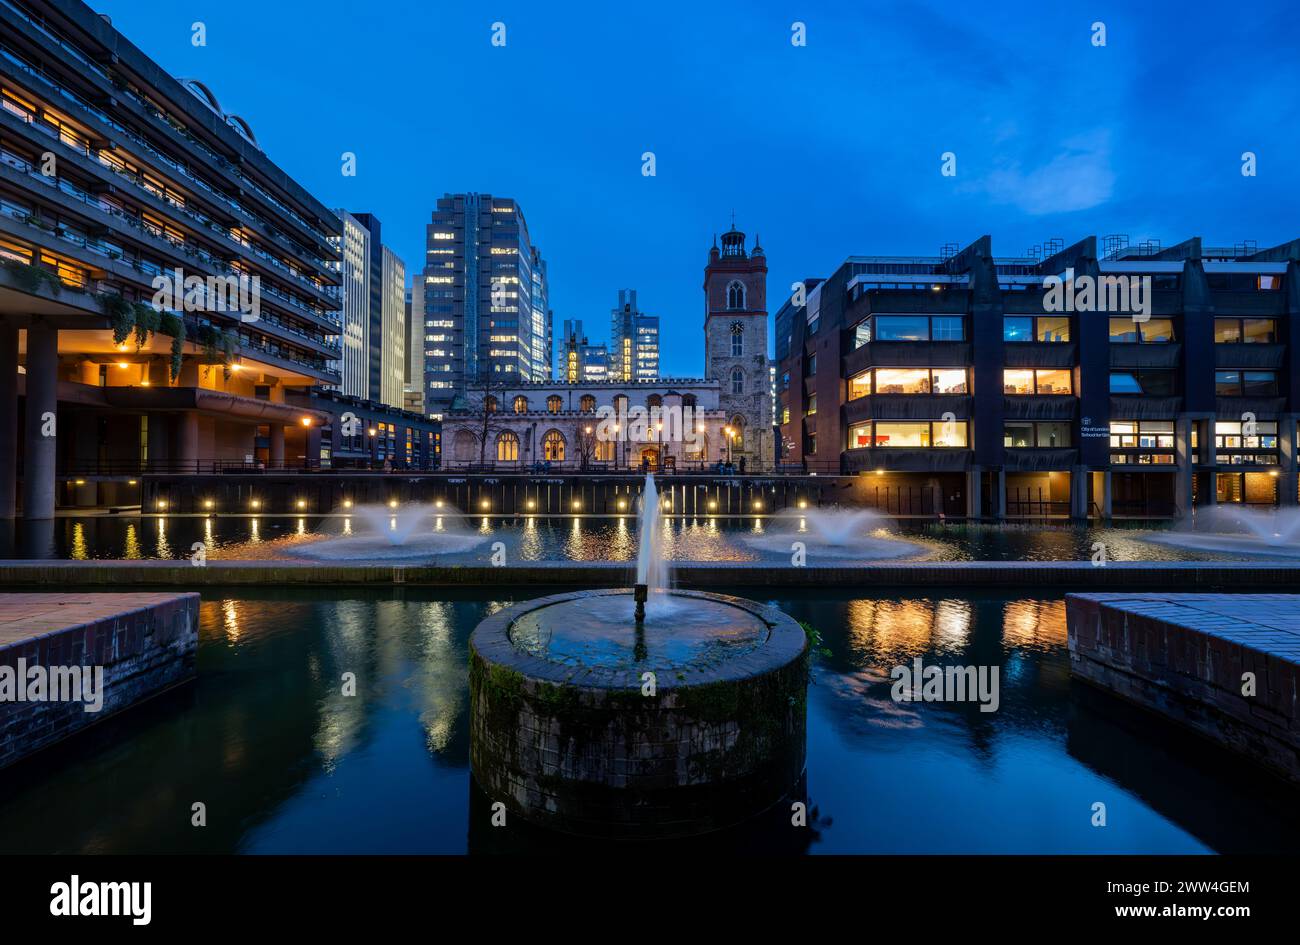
xmin=966 ymin=464 xmax=982 ymax=519
xmin=995 ymin=468 xmax=1007 ymax=520
xmin=0 ymin=324 xmax=17 ymax=518
xmin=22 ymin=325 xmax=58 ymax=520
xmin=306 ymin=425 xmax=321 ymax=469
xmin=1102 ymin=470 xmax=1113 ymax=520
xmin=1175 ymin=414 xmax=1195 ymax=516
xmin=1279 ymin=413 xmax=1298 ymax=506
xmin=268 ymin=424 xmax=285 ymax=468
xmin=78 ymin=358 xmax=99 ymax=386
xmin=1206 ymin=470 xmax=1219 ymax=505
xmin=1070 ymin=465 xmax=1089 ymax=521
xmin=178 ymin=412 xmax=199 ymax=471
xmin=146 ymin=413 xmax=169 ymax=472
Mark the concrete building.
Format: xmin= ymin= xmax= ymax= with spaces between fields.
xmin=560 ymin=319 xmax=609 ymax=382
xmin=379 ymin=244 xmax=405 ymax=408
xmin=418 ymin=193 xmax=549 ymax=416
xmin=609 ymin=289 xmax=660 ymax=380
xmin=776 ymin=234 xmax=1300 ymax=519
xmin=343 ymin=213 xmax=404 ymax=409
xmin=333 ymin=211 xmax=370 ymax=399
xmin=0 ymin=0 xmax=439 ymax=533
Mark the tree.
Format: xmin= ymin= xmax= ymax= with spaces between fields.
xmin=465 ymin=375 xmax=512 ymax=468
xmin=575 ymin=423 xmax=599 ymax=471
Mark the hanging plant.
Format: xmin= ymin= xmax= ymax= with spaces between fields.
xmin=3 ymin=259 xmax=64 ymax=297
xmin=99 ymin=293 xmax=136 ymax=344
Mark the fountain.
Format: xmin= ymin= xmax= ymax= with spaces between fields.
xmin=742 ymin=506 xmax=923 ymax=560
xmin=1143 ymin=505 xmax=1300 ymax=559
xmin=469 ymin=473 xmax=809 ymax=837
xmin=293 ymin=503 xmax=491 ymax=561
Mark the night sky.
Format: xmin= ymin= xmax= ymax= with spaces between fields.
xmin=98 ymin=0 xmax=1300 ymax=376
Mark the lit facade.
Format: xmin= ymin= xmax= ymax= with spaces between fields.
xmin=609 ymin=289 xmax=660 ymax=380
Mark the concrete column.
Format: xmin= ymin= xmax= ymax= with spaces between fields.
xmin=146 ymin=413 xmax=169 ymax=472
xmin=1279 ymin=413 xmax=1298 ymax=506
xmin=77 ymin=358 xmax=99 ymax=385
xmin=1175 ymin=414 xmax=1195 ymax=516
xmin=965 ymin=464 xmax=982 ymax=519
xmin=1206 ymin=470 xmax=1218 ymax=505
xmin=268 ymin=424 xmax=285 ymax=468
xmin=1102 ymin=470 xmax=1113 ymax=520
xmin=178 ymin=412 xmax=199 ymax=472
xmin=995 ymin=468 xmax=1007 ymax=520
xmin=306 ymin=426 xmax=321 ymax=469
xmin=1070 ymin=465 xmax=1089 ymax=521
xmin=0 ymin=324 xmax=18 ymax=518
xmin=22 ymin=325 xmax=58 ymax=520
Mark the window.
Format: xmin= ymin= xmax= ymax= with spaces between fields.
xmin=731 ymin=327 xmax=743 ymax=356
xmin=781 ymin=406 xmax=791 ymax=424
xmin=1110 ymin=421 xmax=1176 ymax=464
xmin=547 ymin=395 xmax=563 ymax=414
xmin=850 ymin=368 xmax=968 ymax=397
xmin=731 ymin=367 xmax=745 ymax=394
xmin=1004 ymin=421 xmax=1071 ymax=448
xmin=542 ymin=429 xmax=565 ymax=461
xmin=1109 ymin=370 xmax=1176 ymax=396
xmin=1215 ymin=317 xmax=1276 ymax=344
xmin=1215 ymin=421 xmax=1278 ymax=464
xmin=727 ymin=281 xmax=745 ymax=309
xmin=852 ymin=320 xmax=871 ymax=349
xmin=1004 ymin=369 xmax=1072 ymax=395
xmin=1110 ymin=317 xmax=1175 ymax=342
xmin=848 ymin=420 xmax=969 ymax=449
xmin=1005 ymin=316 xmax=1070 ymax=342
xmin=579 ymin=394 xmax=596 ymax=413
xmin=512 ymin=395 xmax=528 ymax=414
xmin=860 ymin=314 xmax=965 ymax=341
xmin=1216 ymin=370 xmax=1278 ymax=396
xmin=805 ymin=394 xmax=817 ymax=416
xmin=496 ymin=431 xmax=519 ymax=461
xmin=874 ymin=315 xmax=930 ymax=341
xmin=931 ymin=316 xmax=964 ymax=341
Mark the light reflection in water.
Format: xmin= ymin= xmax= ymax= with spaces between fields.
xmin=154 ymin=518 xmax=172 ymax=559
xmin=342 ymin=518 xmax=352 ymax=536
xmin=1002 ymin=599 xmax=1067 ymax=651
xmin=122 ymin=523 xmax=141 ymax=559
xmin=846 ymin=598 xmax=974 ymax=661
xmin=70 ymin=523 xmax=88 ymax=560
xmin=222 ymin=599 xmax=241 ymax=644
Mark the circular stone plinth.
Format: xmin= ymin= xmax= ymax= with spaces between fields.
xmin=469 ymin=588 xmax=808 ymax=838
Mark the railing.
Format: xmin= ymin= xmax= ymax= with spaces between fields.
xmin=63 ymin=459 xmax=438 ymax=476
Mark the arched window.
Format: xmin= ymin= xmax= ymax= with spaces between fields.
xmin=596 ymin=439 xmax=616 ymax=462
xmin=730 ymin=366 xmax=745 ymax=395
xmin=452 ymin=430 xmax=477 ymax=463
xmin=496 ymin=431 xmax=519 ymax=462
xmin=484 ymin=395 xmax=498 ymax=413
xmin=512 ymin=395 xmax=528 ymax=414
xmin=613 ymin=394 xmax=629 ymax=416
xmin=731 ymin=323 xmax=744 ymax=356
xmin=646 ymin=394 xmax=663 ymax=409
xmin=579 ymin=394 xmax=596 ymax=413
xmin=542 ymin=429 xmax=566 ymax=461
xmin=729 ymin=415 xmax=746 ymax=449
xmin=681 ymin=393 xmax=697 ymax=409
xmin=547 ymin=395 xmax=563 ymax=415
xmin=727 ymin=280 xmax=745 ymax=310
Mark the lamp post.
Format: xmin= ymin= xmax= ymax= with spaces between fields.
xmin=724 ymin=425 xmax=734 ymax=465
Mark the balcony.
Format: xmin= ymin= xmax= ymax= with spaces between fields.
xmin=845 ymin=393 xmax=970 ymax=424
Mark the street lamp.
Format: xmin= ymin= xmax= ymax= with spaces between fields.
xmin=724 ymin=426 xmax=735 ymax=465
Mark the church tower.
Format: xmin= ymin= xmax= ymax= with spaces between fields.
xmin=703 ymin=220 xmax=771 ymax=470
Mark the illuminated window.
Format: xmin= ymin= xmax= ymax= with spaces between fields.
xmin=547 ymin=395 xmax=563 ymax=414
xmin=512 ymin=395 xmax=528 ymax=414
xmin=542 ymin=429 xmax=566 ymax=461
xmin=496 ymin=431 xmax=519 ymax=461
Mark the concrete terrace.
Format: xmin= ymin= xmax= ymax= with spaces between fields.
xmin=3 ymin=559 xmax=1300 ymax=588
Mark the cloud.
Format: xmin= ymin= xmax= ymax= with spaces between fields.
xmin=973 ymin=132 xmax=1115 ymax=215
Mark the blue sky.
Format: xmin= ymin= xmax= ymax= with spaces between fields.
xmin=100 ymin=0 xmax=1300 ymax=376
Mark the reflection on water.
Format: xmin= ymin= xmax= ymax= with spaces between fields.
xmin=4 ymin=515 xmax=1269 ymax=563
xmin=0 ymin=587 xmax=1297 ymax=854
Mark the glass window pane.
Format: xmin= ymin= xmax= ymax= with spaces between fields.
xmin=1243 ymin=371 xmax=1278 ymax=396
xmin=1141 ymin=318 xmax=1175 ymax=342
xmin=1037 ymin=316 xmax=1070 ymax=342
xmin=931 ymin=316 xmax=964 ymax=341
xmin=853 ymin=321 xmax=871 ymax=348
xmin=1003 ymin=369 xmax=1034 ymax=394
xmin=872 ymin=422 xmax=931 ymax=447
xmin=1035 ymin=369 xmax=1072 ymax=394
xmin=931 ymin=368 xmax=967 ymax=394
xmin=1037 ymin=422 xmax=1071 ymax=447
xmin=1003 ymin=317 xmax=1033 ymax=342
xmin=848 ymin=371 xmax=871 ymax=400
xmin=848 ymin=423 xmax=872 ymax=449
xmin=875 ymin=368 xmax=930 ymax=394
xmin=1214 ymin=319 xmax=1242 ymax=343
xmin=1004 ymin=422 xmax=1034 ymax=447
xmin=874 ymin=316 xmax=929 ymax=341
xmin=1215 ymin=371 xmax=1241 ymax=395
xmin=1243 ymin=319 xmax=1276 ymax=344
xmin=1109 ymin=317 xmax=1138 ymax=342
xmin=933 ymin=420 xmax=967 ymax=447
xmin=1110 ymin=372 xmax=1141 ymax=394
